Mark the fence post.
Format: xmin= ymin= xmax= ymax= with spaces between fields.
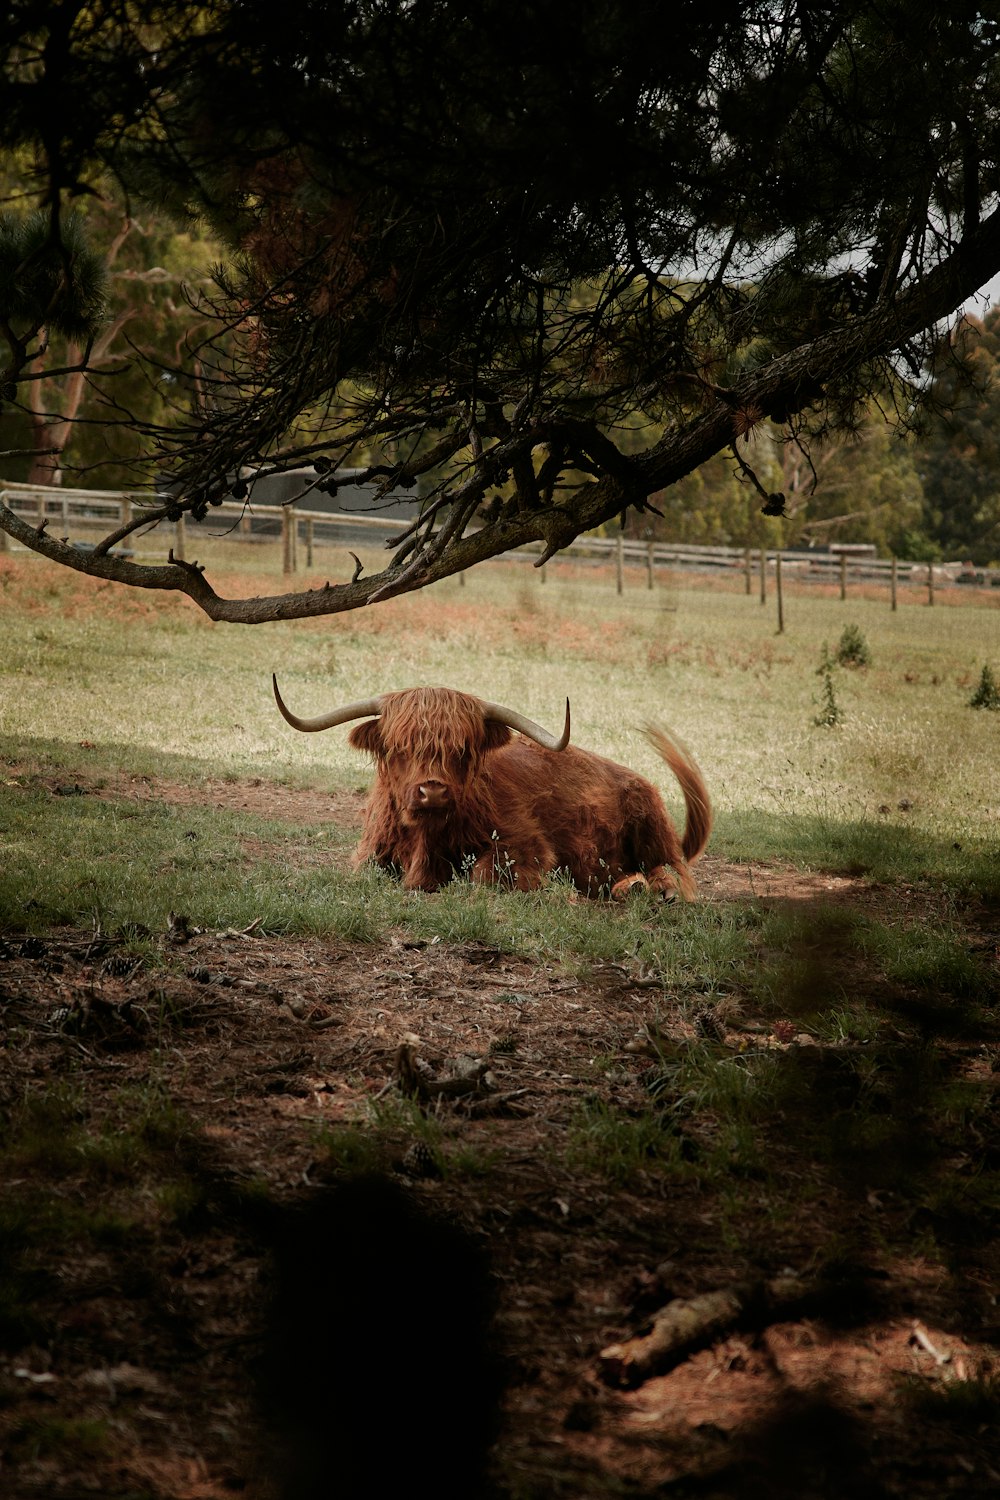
xmin=174 ymin=513 xmax=186 ymax=561
xmin=927 ymin=562 xmax=935 ymax=607
xmin=839 ymin=551 xmax=847 ymax=601
xmin=282 ymin=508 xmax=293 ymax=575
xmin=647 ymin=539 xmax=655 ymax=589
xmin=744 ymin=546 xmax=752 ymax=594
xmin=890 ymin=554 xmax=897 ymax=612
xmin=759 ymin=547 xmax=767 ymax=604
xmin=616 ymin=533 xmax=624 ymax=595
xmin=305 ymin=518 xmax=314 ymax=570
xmin=776 ymin=552 xmax=785 ymax=633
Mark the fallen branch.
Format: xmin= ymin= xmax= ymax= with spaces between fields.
xmin=217 ymin=917 xmax=264 ymax=940
xmin=910 ymin=1320 xmax=951 ymax=1366
xmin=598 ymin=1271 xmax=811 ymax=1388
xmin=392 ymin=1042 xmax=497 ymax=1104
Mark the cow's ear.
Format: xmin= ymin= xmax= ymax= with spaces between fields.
xmin=482 ymin=721 xmax=512 ymax=754
xmin=348 ymin=720 xmax=384 ymax=757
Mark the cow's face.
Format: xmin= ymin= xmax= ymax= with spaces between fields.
xmin=349 ymin=688 xmax=511 ymax=825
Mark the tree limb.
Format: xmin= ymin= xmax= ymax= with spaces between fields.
xmin=4 ymin=199 xmax=1000 ymax=620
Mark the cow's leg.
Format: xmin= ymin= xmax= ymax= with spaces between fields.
xmin=471 ymin=836 xmax=556 ymax=891
xmin=613 ymin=791 xmax=694 ymax=901
xmin=647 ymin=865 xmax=679 ymax=900
xmin=610 ymin=863 xmax=690 ymax=902
xmin=647 ymin=860 xmax=694 ymax=900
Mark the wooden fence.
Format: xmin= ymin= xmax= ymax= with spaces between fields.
xmin=3 ymin=479 xmax=999 ymax=614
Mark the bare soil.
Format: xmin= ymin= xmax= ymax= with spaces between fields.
xmin=2 ymin=776 xmax=1000 ymax=1499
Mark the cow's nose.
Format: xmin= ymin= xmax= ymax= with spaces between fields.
xmin=416 ymin=780 xmax=450 ymax=808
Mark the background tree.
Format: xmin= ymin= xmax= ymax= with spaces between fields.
xmin=778 ymin=417 xmax=928 ymax=555
xmin=918 ymin=308 xmax=1000 ymax=565
xmin=0 ymin=197 xmax=217 ymax=487
xmin=0 ymin=206 xmax=107 ymax=474
xmin=639 ymin=440 xmax=783 ymax=549
xmin=3 ymin=1 xmax=1000 ymax=620
xmin=634 ymin=414 xmax=927 ymax=555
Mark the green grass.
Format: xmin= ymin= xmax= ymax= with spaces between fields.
xmin=4 ymin=771 xmax=998 ymax=988
xmin=1 ymin=1079 xmax=198 ymax=1188
xmin=311 ymin=1094 xmax=501 ymax=1182
xmin=0 ymin=1080 xmax=209 ymax=1347
xmin=6 ymin=1417 xmax=111 ymax=1464
xmin=711 ymin=805 xmax=1000 ymax=900
xmin=565 ymin=1096 xmax=689 ymax=1184
xmin=3 ymin=547 xmax=999 ymax=846
xmin=901 ymin=1372 xmax=1000 ymax=1427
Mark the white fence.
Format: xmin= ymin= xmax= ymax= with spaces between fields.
xmin=2 ymin=478 xmax=998 ymax=601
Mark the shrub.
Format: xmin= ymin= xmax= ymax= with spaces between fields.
xmin=814 ymin=644 xmax=841 ymax=726
xmin=835 ymin=623 xmax=872 ymax=668
xmin=969 ymin=663 xmax=1000 ymax=710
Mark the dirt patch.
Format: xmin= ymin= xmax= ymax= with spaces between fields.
xmin=90 ymin=769 xmax=367 ymax=830
xmin=2 ymin=776 xmax=1000 ymax=1498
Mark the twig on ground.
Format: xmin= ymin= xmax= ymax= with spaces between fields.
xmin=910 ymin=1321 xmax=951 ymax=1366
xmin=599 ymin=1272 xmax=811 ymax=1388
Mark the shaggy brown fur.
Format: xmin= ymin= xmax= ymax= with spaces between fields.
xmin=347 ymin=687 xmax=712 ymax=899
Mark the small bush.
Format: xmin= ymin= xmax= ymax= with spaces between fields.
xmin=969 ymin=663 xmax=1000 ymax=710
xmin=814 ymin=644 xmax=841 ymax=726
xmin=835 ymin=623 xmax=872 ymax=668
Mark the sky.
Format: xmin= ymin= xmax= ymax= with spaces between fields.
xmin=976 ymin=274 xmax=1000 ymax=311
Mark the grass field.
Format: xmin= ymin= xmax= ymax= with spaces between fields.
xmin=2 ymin=543 xmax=998 ymax=930
xmin=2 ymin=545 xmax=1000 ymax=1499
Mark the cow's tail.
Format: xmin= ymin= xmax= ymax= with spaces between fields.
xmin=645 ymin=724 xmax=713 ymax=870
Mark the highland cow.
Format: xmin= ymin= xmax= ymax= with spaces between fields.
xmin=272 ymin=679 xmax=711 ymax=899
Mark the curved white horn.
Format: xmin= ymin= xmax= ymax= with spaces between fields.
xmin=483 ymin=697 xmax=570 ymax=752
xmin=272 ymin=675 xmax=383 ymax=733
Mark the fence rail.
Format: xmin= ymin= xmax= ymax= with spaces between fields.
xmin=3 ymin=479 xmax=999 ymax=601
